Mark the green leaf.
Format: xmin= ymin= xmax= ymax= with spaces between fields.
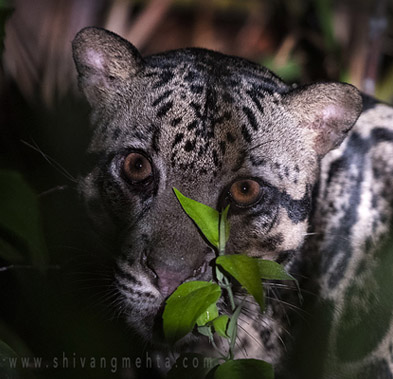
xmin=227 ymin=304 xmax=242 ymax=353
xmin=262 ymin=55 xmax=301 ymax=82
xmin=163 ymin=281 xmax=221 ymax=344
xmin=216 ymin=255 xmax=264 ymax=310
xmin=196 ymin=302 xmax=219 ymax=327
xmin=219 ymin=205 xmax=230 ymax=254
xmin=174 ymin=188 xmax=220 ymax=248
xmin=197 ymin=325 xmax=212 ymax=338
xmin=214 ymin=359 xmax=274 ymax=379
xmin=0 ymin=170 xmax=48 ymax=266
xmin=167 ymin=353 xmax=219 ymax=379
xmin=257 ymin=259 xmax=295 ymax=281
xmin=212 ymin=315 xmax=229 ymax=338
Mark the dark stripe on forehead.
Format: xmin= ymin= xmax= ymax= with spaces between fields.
xmin=152 ymin=90 xmax=173 ymax=106
xmin=243 ymin=106 xmax=259 ymax=131
xmin=241 ymin=125 xmax=252 ymax=143
xmin=246 ymin=86 xmax=265 ymax=112
xmin=152 ymin=70 xmax=175 ymax=89
xmin=156 ymin=101 xmax=173 ymax=117
xmin=151 ymin=128 xmax=161 ymax=153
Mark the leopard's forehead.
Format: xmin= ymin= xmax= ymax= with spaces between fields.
xmin=88 ymin=48 xmax=312 ymax=195
xmin=141 ymin=49 xmax=290 ymax=175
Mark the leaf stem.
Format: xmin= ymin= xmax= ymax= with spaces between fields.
xmin=222 ymin=275 xmax=236 ymax=312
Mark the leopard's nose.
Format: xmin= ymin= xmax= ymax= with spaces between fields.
xmin=154 ymin=268 xmax=182 ymax=298
xmin=152 ymin=261 xmax=208 ymax=298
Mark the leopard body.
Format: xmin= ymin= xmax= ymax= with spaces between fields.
xmin=72 ymin=27 xmax=393 ymax=378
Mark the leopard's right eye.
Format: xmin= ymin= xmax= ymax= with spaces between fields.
xmin=229 ymin=179 xmax=262 ymax=207
xmin=123 ymin=152 xmax=153 ymax=184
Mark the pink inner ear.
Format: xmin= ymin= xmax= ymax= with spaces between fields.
xmin=85 ymin=48 xmax=105 ymax=71
xmin=313 ymin=103 xmax=350 ymax=156
xmin=321 ymin=104 xmax=344 ymax=126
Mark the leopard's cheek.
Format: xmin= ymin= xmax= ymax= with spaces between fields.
xmin=259 ymin=214 xmax=309 ymax=262
xmin=230 ymin=213 xmax=308 ymax=262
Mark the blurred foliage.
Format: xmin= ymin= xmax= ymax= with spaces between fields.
xmin=0 ymin=0 xmax=13 ymax=55
xmin=262 ymin=55 xmax=302 ymax=82
xmin=0 ymin=170 xmax=48 ymax=266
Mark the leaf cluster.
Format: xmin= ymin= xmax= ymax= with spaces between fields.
xmin=163 ymin=188 xmax=296 ymax=378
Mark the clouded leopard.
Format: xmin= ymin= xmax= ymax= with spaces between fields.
xmin=72 ymin=27 xmax=393 ymax=378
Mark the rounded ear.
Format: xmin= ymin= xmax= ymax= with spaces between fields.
xmin=72 ymin=27 xmax=144 ymax=107
xmin=284 ymin=83 xmax=363 ymax=156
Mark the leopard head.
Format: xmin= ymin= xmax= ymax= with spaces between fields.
xmin=72 ymin=27 xmax=362 ymax=342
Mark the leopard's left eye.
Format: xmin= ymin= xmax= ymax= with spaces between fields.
xmin=229 ymin=179 xmax=261 ymax=206
xmin=123 ymin=152 xmax=152 ymax=184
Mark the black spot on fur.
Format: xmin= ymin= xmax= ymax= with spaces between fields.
xmin=259 ymin=329 xmax=275 ymax=350
xmin=372 ymin=127 xmax=393 ymax=143
xmin=112 ymin=128 xmax=121 ymax=140
xmin=171 ymin=117 xmax=182 ymax=127
xmin=157 ymin=101 xmax=173 ymax=117
xmin=187 ymin=120 xmax=198 ymax=130
xmin=191 ymin=84 xmax=204 ymax=94
xmin=198 ymin=145 xmax=206 ymax=157
xmin=153 ymin=71 xmax=174 ymax=89
xmin=250 ymin=155 xmax=267 ymax=166
xmin=226 ymin=132 xmax=235 ymax=143
xmin=280 ymin=187 xmax=311 ymax=223
xmin=232 ymin=150 xmax=247 ymax=171
xmin=222 ymin=92 xmax=234 ymax=103
xmin=276 ymin=250 xmax=296 ymax=264
xmin=184 ymin=140 xmax=196 ymax=152
xmin=212 ymin=149 xmax=219 ymax=167
xmin=172 ymin=133 xmax=184 ymax=148
xmin=259 ymin=234 xmax=284 ymax=250
xmin=219 ymin=141 xmax=226 ymax=155
xmin=185 ymin=70 xmax=199 ymax=82
xmin=190 ymin=102 xmax=203 ymax=118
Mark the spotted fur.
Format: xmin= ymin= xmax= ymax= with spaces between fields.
xmin=72 ymin=27 xmax=393 ymax=377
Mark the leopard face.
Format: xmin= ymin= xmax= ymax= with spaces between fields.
xmin=72 ymin=27 xmax=362 ymax=346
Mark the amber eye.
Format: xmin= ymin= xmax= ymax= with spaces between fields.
xmin=229 ymin=179 xmax=261 ymax=206
xmin=123 ymin=152 xmax=152 ymax=183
